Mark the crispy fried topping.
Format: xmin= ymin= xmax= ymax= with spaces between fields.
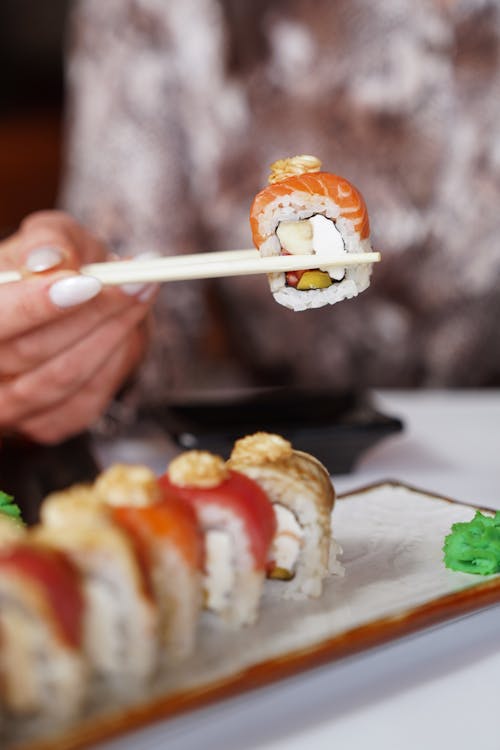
xmin=94 ymin=464 xmax=160 ymax=507
xmin=168 ymin=451 xmax=228 ymax=488
xmin=230 ymin=432 xmax=293 ymax=465
xmin=268 ymin=155 xmax=322 ymax=184
xmin=40 ymin=484 xmax=104 ymax=528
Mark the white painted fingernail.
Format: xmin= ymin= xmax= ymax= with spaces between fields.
xmin=26 ymin=246 xmax=64 ymax=272
xmin=120 ymin=282 xmax=150 ymax=296
xmin=120 ymin=252 xmax=161 ymax=296
xmin=49 ymin=275 xmax=102 ymax=308
xmin=138 ymin=283 xmax=159 ymax=302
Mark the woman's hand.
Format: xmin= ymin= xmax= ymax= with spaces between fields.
xmin=0 ymin=211 xmax=156 ymax=444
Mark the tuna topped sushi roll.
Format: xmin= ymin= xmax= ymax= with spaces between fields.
xmin=229 ymin=433 xmax=341 ymax=599
xmin=0 ymin=541 xmax=87 ymax=720
xmin=250 ymin=155 xmax=373 ymax=311
xmin=95 ymin=465 xmax=205 ymax=661
xmin=160 ymin=451 xmax=276 ymax=627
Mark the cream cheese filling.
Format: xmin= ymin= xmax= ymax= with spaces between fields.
xmin=270 ymin=504 xmax=304 ymax=577
xmin=276 ymin=215 xmax=347 ymax=281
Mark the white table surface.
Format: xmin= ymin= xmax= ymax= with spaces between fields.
xmin=95 ymin=390 xmax=500 ymax=750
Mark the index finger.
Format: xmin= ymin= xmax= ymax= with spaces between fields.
xmin=0 ymin=212 xmax=109 ymax=273
xmin=19 ymin=211 xmax=109 ymax=265
xmin=0 ymin=271 xmax=103 ymax=341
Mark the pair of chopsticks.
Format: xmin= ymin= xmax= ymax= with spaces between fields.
xmin=0 ymin=248 xmax=381 ymax=287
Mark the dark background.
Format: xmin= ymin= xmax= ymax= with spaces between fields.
xmin=0 ymin=0 xmax=69 ymax=236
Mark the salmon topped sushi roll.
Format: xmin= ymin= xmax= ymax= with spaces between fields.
xmin=37 ymin=490 xmax=159 ymax=687
xmin=95 ymin=464 xmax=204 ymax=661
xmin=160 ymin=451 xmax=276 ymax=627
xmin=250 ymin=154 xmax=374 ymax=311
xmin=0 ymin=541 xmax=87 ymax=720
xmin=229 ymin=433 xmax=341 ymax=598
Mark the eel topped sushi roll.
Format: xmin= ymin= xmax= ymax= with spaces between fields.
xmin=160 ymin=451 xmax=276 ymax=627
xmin=229 ymin=432 xmax=341 ymax=598
xmin=249 ymin=154 xmax=373 ymax=311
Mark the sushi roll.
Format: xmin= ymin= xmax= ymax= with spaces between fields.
xmin=0 ymin=541 xmax=87 ymax=720
xmin=0 ymin=513 xmax=25 ymax=545
xmin=249 ymin=154 xmax=373 ymax=311
xmin=37 ymin=491 xmax=159 ymax=686
xmin=229 ymin=432 xmax=339 ymax=598
xmin=159 ymin=451 xmax=276 ymax=627
xmin=94 ymin=464 xmax=204 ymax=661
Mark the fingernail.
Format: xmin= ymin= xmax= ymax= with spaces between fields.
xmin=120 ymin=281 xmax=150 ymax=296
xmin=25 ymin=246 xmax=64 ymax=272
xmin=49 ymin=275 xmax=102 ymax=308
xmin=120 ymin=252 xmax=161 ymax=296
xmin=138 ymin=283 xmax=159 ymax=302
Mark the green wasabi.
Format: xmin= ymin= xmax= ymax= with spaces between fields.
xmin=443 ymin=511 xmax=500 ymax=575
xmin=0 ymin=491 xmax=23 ymax=524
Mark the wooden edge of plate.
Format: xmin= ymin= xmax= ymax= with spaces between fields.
xmin=13 ymin=480 xmax=500 ymax=750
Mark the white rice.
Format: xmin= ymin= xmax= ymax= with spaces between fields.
xmin=35 ymin=526 xmax=159 ymax=687
xmin=255 ymin=191 xmax=373 ymax=311
xmin=0 ymin=578 xmax=87 ymax=719
xmin=197 ymin=504 xmax=265 ymax=627
xmin=152 ymin=544 xmax=202 ymax=662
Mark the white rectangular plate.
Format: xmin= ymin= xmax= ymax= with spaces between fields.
xmin=10 ymin=481 xmax=500 ymax=750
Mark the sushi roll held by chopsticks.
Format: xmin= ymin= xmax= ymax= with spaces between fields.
xmin=249 ymin=155 xmax=374 ymax=311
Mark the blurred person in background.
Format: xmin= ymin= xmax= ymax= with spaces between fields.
xmin=2 ymin=0 xmax=500 ymax=445
xmin=61 ymin=0 xmax=500 ymax=402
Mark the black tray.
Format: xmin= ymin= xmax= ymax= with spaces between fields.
xmin=0 ymin=433 xmax=100 ymax=525
xmin=0 ymin=390 xmax=403 ymax=524
xmin=140 ymin=388 xmax=403 ymax=475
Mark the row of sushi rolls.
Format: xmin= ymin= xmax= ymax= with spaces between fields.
xmin=0 ymin=432 xmax=344 ymax=735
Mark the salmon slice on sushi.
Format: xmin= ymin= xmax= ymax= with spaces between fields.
xmin=0 ymin=542 xmax=87 ymax=720
xmin=94 ymin=464 xmax=204 ymax=661
xmin=37 ymin=490 xmax=159 ymax=687
xmin=160 ymin=451 xmax=276 ymax=627
xmin=250 ymin=155 xmax=374 ymax=311
xmin=229 ymin=433 xmax=341 ymax=598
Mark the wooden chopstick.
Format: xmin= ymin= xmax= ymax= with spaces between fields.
xmin=83 ymin=248 xmax=259 ymax=276
xmin=0 ymin=248 xmax=258 ymax=286
xmin=0 ymin=250 xmax=381 ymax=287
